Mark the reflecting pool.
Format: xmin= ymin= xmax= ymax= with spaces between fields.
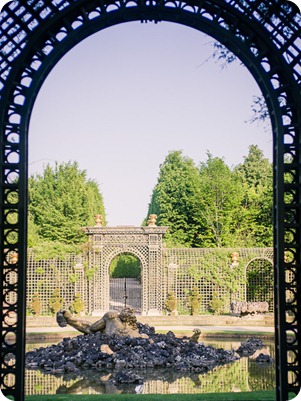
xmin=25 ymin=338 xmax=275 ymax=395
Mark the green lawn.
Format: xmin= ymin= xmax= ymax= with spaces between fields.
xmin=24 ymin=391 xmax=276 ymax=401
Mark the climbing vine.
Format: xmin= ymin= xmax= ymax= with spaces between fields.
xmin=185 ymin=249 xmax=247 ymax=293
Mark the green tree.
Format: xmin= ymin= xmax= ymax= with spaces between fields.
xmin=235 ymin=145 xmax=273 ymax=246
xmin=147 ymin=147 xmax=272 ymax=248
xmin=28 ymin=161 xmax=106 ymax=252
xmin=27 ymin=212 xmax=41 ymax=248
xmin=198 ymin=153 xmax=244 ymax=247
xmin=146 ymin=150 xmax=202 ymax=247
xmin=236 ymin=145 xmax=272 ymax=189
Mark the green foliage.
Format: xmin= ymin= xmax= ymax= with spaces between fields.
xmin=247 ymin=261 xmax=273 ymax=305
xmin=28 ymin=213 xmax=41 ymax=248
xmin=68 ymin=273 xmax=79 ymax=283
xmin=30 ymin=292 xmax=42 ymax=316
xmin=110 ymin=253 xmax=141 ymax=278
xmin=37 ymin=280 xmax=46 ymax=289
xmin=70 ymin=293 xmax=85 ymax=315
xmin=146 ymin=150 xmax=203 ymax=247
xmin=147 ymin=146 xmax=272 ymax=248
xmin=30 ymin=240 xmax=81 ymax=260
xmin=176 ymin=304 xmax=191 ymax=315
xmin=188 ymin=286 xmax=202 ymax=315
xmin=234 ymin=145 xmax=273 ymax=246
xmin=33 ymin=384 xmax=43 ymax=392
xmin=28 ymin=161 xmax=106 ymax=255
xmin=198 ymin=153 xmax=245 ymax=247
xmin=186 ymin=249 xmax=246 ymax=294
xmin=85 ymin=267 xmax=95 ymax=280
xmin=82 ymin=261 xmax=95 ymax=280
xmin=48 ymin=288 xmax=63 ymax=315
xmin=209 ymin=291 xmax=225 ymax=315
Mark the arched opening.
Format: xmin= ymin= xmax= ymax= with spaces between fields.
xmin=246 ymin=258 xmax=274 ymax=312
xmin=0 ymin=2 xmax=300 ymax=400
xmin=28 ymin=22 xmax=272 ymax=228
xmin=109 ymin=253 xmax=142 ymax=313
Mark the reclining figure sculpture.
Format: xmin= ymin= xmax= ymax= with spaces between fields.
xmin=56 ymin=308 xmax=148 ymax=338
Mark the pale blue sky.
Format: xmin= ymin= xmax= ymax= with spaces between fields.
xmin=29 ymin=21 xmax=272 ymax=226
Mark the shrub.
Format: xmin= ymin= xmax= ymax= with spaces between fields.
xmin=209 ymin=292 xmax=225 ymax=315
xmin=165 ymin=291 xmax=178 ymax=315
xmin=70 ymin=293 xmax=85 ymax=315
xmin=31 ymin=292 xmax=42 ymax=315
xmin=49 ymin=288 xmax=63 ymax=315
xmin=188 ymin=286 xmax=202 ymax=316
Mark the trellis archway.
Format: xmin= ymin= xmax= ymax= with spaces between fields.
xmin=108 ymin=252 xmax=142 ymax=313
xmin=0 ymin=1 xmax=300 ymax=400
xmin=84 ymin=225 xmax=168 ymax=315
xmin=246 ymin=257 xmax=274 ymax=311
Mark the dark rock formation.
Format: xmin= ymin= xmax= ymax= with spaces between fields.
xmin=230 ymin=301 xmax=269 ymax=316
xmin=235 ymin=338 xmax=264 ymax=357
xmin=256 ymin=353 xmax=274 ymax=364
xmin=26 ymin=321 xmax=238 ymax=379
xmin=26 ymin=311 xmax=273 ymax=386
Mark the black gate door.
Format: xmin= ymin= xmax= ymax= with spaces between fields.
xmin=110 ymin=278 xmax=142 ymax=314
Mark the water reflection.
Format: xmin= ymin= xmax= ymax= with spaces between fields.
xmin=25 ymin=339 xmax=276 ymax=395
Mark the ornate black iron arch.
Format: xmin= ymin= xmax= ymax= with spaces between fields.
xmin=0 ymin=1 xmax=300 ymax=400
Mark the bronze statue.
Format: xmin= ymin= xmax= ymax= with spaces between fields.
xmin=56 ymin=308 xmax=148 ymax=338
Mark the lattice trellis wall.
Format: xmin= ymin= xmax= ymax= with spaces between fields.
xmin=24 ymin=247 xmax=274 ymax=316
xmin=163 ymin=248 xmax=274 ymax=314
xmin=246 ymin=258 xmax=274 ymax=308
xmin=26 ymin=252 xmax=82 ymax=316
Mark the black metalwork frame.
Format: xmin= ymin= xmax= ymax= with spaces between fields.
xmin=0 ymin=1 xmax=300 ymax=400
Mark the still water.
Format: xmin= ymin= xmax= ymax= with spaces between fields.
xmin=25 ymin=338 xmax=275 ymax=395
